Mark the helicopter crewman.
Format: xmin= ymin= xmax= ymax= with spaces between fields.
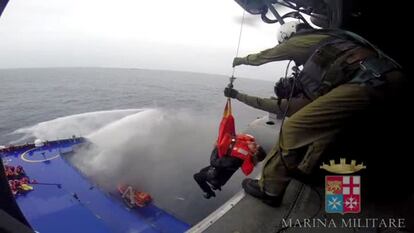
xmin=225 ymin=21 xmax=406 ymax=206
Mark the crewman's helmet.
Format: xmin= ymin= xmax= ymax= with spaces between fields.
xmin=277 ymin=21 xmax=301 ymax=43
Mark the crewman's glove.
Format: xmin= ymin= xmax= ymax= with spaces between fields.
xmin=252 ymin=146 xmax=267 ymax=165
xmin=224 ymin=87 xmax=239 ymax=98
xmin=232 ymin=57 xmax=246 ymax=67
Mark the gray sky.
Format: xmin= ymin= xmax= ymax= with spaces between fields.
xmin=0 ymin=0 xmax=288 ymax=81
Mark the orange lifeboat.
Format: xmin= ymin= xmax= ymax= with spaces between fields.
xmin=118 ymin=185 xmax=152 ymax=208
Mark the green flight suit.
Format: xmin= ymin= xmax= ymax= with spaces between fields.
xmin=236 ymin=93 xmax=310 ymax=117
xmin=238 ymin=34 xmax=330 ymax=66
xmin=235 ymin=34 xmax=405 ymax=195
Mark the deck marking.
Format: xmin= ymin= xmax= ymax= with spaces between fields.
xmin=20 ymin=148 xmax=61 ymax=163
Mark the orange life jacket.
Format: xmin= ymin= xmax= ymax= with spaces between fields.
xmin=229 ymin=134 xmax=257 ymax=176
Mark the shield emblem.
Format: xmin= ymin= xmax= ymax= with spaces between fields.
xmin=325 ymin=175 xmax=361 ymax=214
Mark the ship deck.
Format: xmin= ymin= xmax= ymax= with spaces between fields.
xmin=1 ymin=139 xmax=189 ymax=233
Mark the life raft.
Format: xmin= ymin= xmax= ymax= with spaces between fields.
xmin=118 ymin=185 xmax=152 ymax=208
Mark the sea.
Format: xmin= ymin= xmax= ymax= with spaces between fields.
xmin=0 ymin=67 xmax=275 ymax=224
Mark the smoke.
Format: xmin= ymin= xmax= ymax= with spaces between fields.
xmin=14 ymin=108 xmax=244 ymax=224
xmin=72 ymin=108 xmax=217 ymax=188
xmin=72 ymin=108 xmax=241 ymax=224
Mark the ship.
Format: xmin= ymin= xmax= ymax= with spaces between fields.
xmin=0 ymin=137 xmax=190 ymax=233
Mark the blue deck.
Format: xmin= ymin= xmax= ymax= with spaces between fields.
xmin=1 ymin=139 xmax=190 ymax=233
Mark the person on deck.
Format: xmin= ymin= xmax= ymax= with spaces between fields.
xmin=225 ymin=21 xmax=406 ymax=206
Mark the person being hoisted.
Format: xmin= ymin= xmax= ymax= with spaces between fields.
xmin=194 ymin=99 xmax=266 ymax=199
xmin=224 ymin=20 xmax=405 ymax=206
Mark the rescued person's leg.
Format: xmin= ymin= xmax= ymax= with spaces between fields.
xmin=211 ymin=168 xmax=239 ymax=190
xmin=193 ymin=166 xmax=216 ymax=199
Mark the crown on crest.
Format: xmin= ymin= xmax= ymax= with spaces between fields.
xmin=320 ymin=158 xmax=366 ymax=174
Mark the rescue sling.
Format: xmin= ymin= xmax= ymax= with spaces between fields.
xmin=216 ymin=99 xmax=257 ymax=175
xmin=217 ymin=99 xmax=235 ymax=157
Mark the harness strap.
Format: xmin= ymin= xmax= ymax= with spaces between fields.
xmin=350 ymin=56 xmax=398 ymax=87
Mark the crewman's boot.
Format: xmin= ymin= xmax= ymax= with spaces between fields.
xmin=242 ymin=178 xmax=283 ymax=207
